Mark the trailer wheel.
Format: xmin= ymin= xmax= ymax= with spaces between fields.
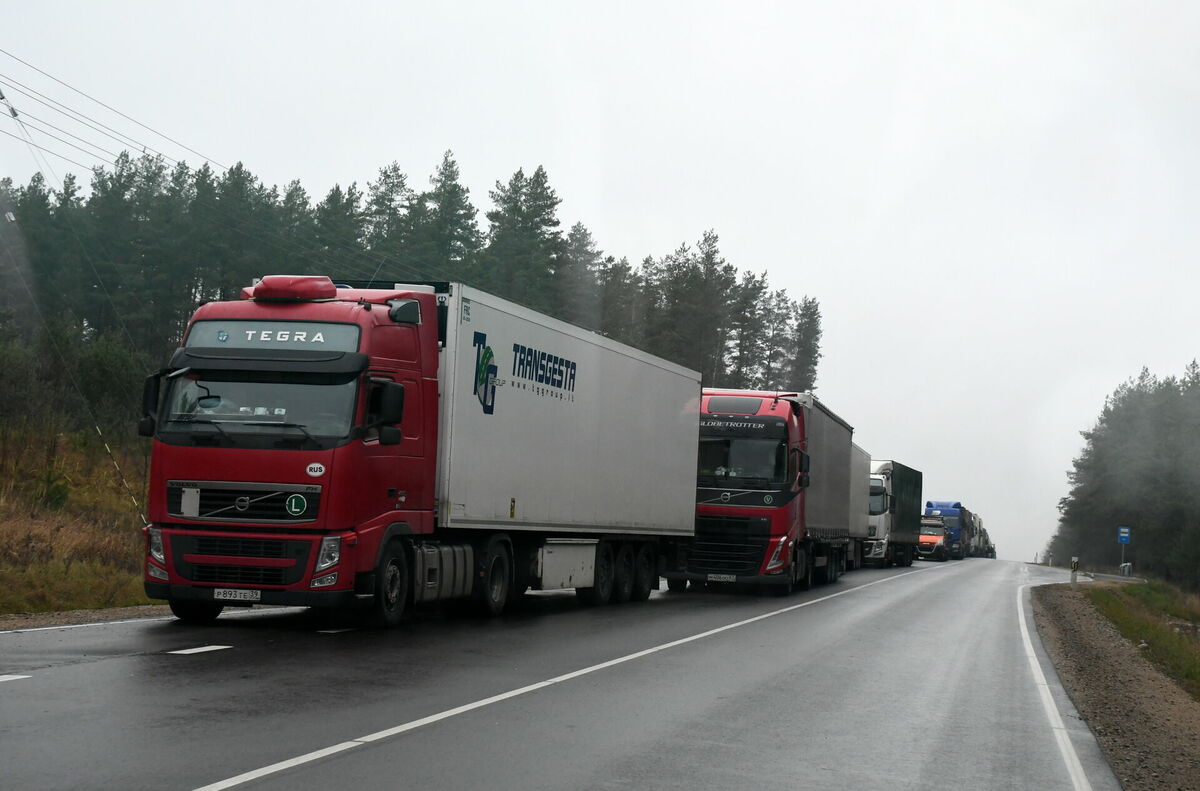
xmin=371 ymin=541 xmax=410 ymax=627
xmin=169 ymin=600 xmax=223 ymax=624
xmin=825 ymin=550 xmax=840 ymax=584
xmin=577 ymin=542 xmax=615 ymax=605
xmin=666 ymin=576 xmax=688 ymax=593
xmin=612 ymin=544 xmax=635 ymax=603
xmin=631 ymin=544 xmax=655 ymax=602
xmin=474 ymin=536 xmax=512 ymax=617
xmin=815 ymin=553 xmax=831 ymax=585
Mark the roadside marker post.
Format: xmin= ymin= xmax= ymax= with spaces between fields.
xmin=1070 ymin=557 xmax=1079 ymax=589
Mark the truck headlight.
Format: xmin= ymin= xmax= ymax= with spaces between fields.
xmin=764 ymin=536 xmax=789 ymax=571
xmin=147 ymin=562 xmax=168 ymax=580
xmin=148 ymin=527 xmax=165 ymax=564
xmin=315 ymin=536 xmax=341 ymax=572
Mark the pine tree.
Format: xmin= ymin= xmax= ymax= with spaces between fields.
xmin=556 ymin=222 xmax=602 ymax=329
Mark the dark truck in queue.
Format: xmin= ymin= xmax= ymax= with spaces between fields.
xmin=864 ymin=460 xmax=923 ymax=567
xmin=666 ymin=390 xmax=856 ymax=593
xmin=139 ymin=276 xmax=701 ymax=624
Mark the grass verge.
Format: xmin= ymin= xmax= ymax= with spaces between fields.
xmin=1085 ymin=580 xmax=1200 ymax=701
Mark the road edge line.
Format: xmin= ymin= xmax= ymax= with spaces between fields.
xmin=1017 ymin=583 xmax=1093 ymax=791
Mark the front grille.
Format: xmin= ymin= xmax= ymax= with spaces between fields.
xmin=689 ymin=515 xmax=772 ymax=575
xmin=167 ymin=481 xmax=321 ymax=523
xmin=193 ymin=565 xmax=287 ymax=585
xmin=171 ymin=534 xmax=311 ymax=586
xmin=194 ymin=537 xmax=288 ymax=558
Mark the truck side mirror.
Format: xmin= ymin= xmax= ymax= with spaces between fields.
xmin=378 ymin=425 xmax=402 ymax=446
xmin=797 ymin=472 xmax=810 ymax=489
xmin=799 ymin=451 xmax=811 ymax=473
xmin=138 ymin=373 xmax=162 ymax=437
xmin=887 ymin=494 xmax=896 ymax=514
xmin=379 ymin=382 xmax=405 ymax=424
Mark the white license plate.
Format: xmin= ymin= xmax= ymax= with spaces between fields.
xmin=707 ymin=573 xmax=736 ymax=582
xmin=213 ymin=588 xmax=261 ymax=602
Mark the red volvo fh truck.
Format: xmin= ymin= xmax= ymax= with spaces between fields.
xmin=138 ymin=276 xmax=700 ymax=624
xmin=665 ymin=389 xmax=856 ymax=593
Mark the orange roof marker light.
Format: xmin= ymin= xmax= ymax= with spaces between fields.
xmin=242 ymin=275 xmax=338 ymax=302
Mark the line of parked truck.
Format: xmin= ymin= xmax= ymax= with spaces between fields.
xmin=136 ymin=277 xmax=996 ymax=624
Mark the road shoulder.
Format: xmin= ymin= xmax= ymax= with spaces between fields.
xmin=1033 ymin=582 xmax=1200 ymax=790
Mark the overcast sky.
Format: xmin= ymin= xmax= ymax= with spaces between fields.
xmin=5 ymin=1 xmax=1198 ymax=562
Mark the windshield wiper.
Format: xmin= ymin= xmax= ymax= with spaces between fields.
xmin=240 ymin=421 xmax=320 ymax=446
xmin=172 ymin=417 xmax=236 ymax=445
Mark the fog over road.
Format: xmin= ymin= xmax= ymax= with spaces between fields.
xmin=0 ymin=560 xmax=1117 ymax=790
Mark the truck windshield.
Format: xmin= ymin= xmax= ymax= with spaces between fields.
xmin=940 ymin=515 xmax=960 ymax=530
xmin=697 ymin=437 xmax=787 ymax=488
xmin=161 ymin=372 xmax=358 ymax=439
xmin=920 ymin=525 xmax=945 ymax=536
xmin=868 ymin=479 xmax=886 ymax=515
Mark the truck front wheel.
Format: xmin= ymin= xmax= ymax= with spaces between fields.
xmin=794 ymin=548 xmax=813 ymax=592
xmin=169 ymin=600 xmax=223 ymax=624
xmin=371 ymin=542 xmax=410 ymax=627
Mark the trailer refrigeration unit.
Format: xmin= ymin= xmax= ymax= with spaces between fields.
xmin=924 ymin=500 xmax=975 ymax=560
xmin=138 ymin=276 xmax=701 ymax=624
xmin=865 ymin=460 xmax=923 ymax=567
xmin=669 ymin=389 xmax=855 ymax=593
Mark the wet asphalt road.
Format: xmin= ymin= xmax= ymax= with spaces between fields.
xmin=0 ymin=560 xmax=1120 ymax=791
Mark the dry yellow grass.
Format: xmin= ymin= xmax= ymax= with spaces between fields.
xmin=0 ymin=426 xmax=151 ymax=613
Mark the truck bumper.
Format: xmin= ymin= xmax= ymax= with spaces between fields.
xmin=663 ymin=570 xmax=791 ymax=587
xmin=145 ymin=583 xmax=367 ymax=609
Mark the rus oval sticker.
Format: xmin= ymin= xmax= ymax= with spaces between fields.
xmin=306 ymin=463 xmax=326 ymax=477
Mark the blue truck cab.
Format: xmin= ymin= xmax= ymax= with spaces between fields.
xmin=924 ymin=500 xmax=974 ymax=560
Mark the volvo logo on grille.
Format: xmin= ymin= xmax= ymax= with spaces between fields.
xmin=720 ymin=492 xmax=731 ymax=503
xmin=234 ymin=496 xmax=250 ymax=511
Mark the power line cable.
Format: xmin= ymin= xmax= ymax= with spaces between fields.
xmin=0 ymin=47 xmax=227 ymax=170
xmin=8 ymin=114 xmax=118 ymax=166
xmin=13 ymin=108 xmax=120 ymax=158
xmin=2 ymin=81 xmax=449 ymax=286
xmin=2 ymin=88 xmax=405 ymax=289
xmin=0 ymin=126 xmax=98 ymax=171
xmin=0 ymin=75 xmax=167 ymax=160
xmin=4 ymin=94 xmax=147 ymax=356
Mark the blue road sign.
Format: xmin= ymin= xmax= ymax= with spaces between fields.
xmin=1118 ymin=526 xmax=1131 ymax=544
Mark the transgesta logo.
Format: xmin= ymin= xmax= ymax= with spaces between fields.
xmin=473 ymin=331 xmax=497 ymax=415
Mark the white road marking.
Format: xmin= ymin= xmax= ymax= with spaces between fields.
xmin=1017 ymin=584 xmax=1093 ymax=791
xmin=0 ymin=674 xmax=32 ymax=683
xmin=0 ymin=606 xmax=308 ymax=636
xmin=0 ymin=617 xmax=172 ymax=635
xmin=316 ymin=628 xmax=358 ymax=634
xmin=168 ymin=645 xmax=233 ymax=655
xmin=193 ymin=566 xmax=936 ymax=791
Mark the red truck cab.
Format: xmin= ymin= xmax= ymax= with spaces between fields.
xmin=666 ymin=390 xmax=815 ymax=592
xmin=140 ymin=275 xmax=438 ymax=622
